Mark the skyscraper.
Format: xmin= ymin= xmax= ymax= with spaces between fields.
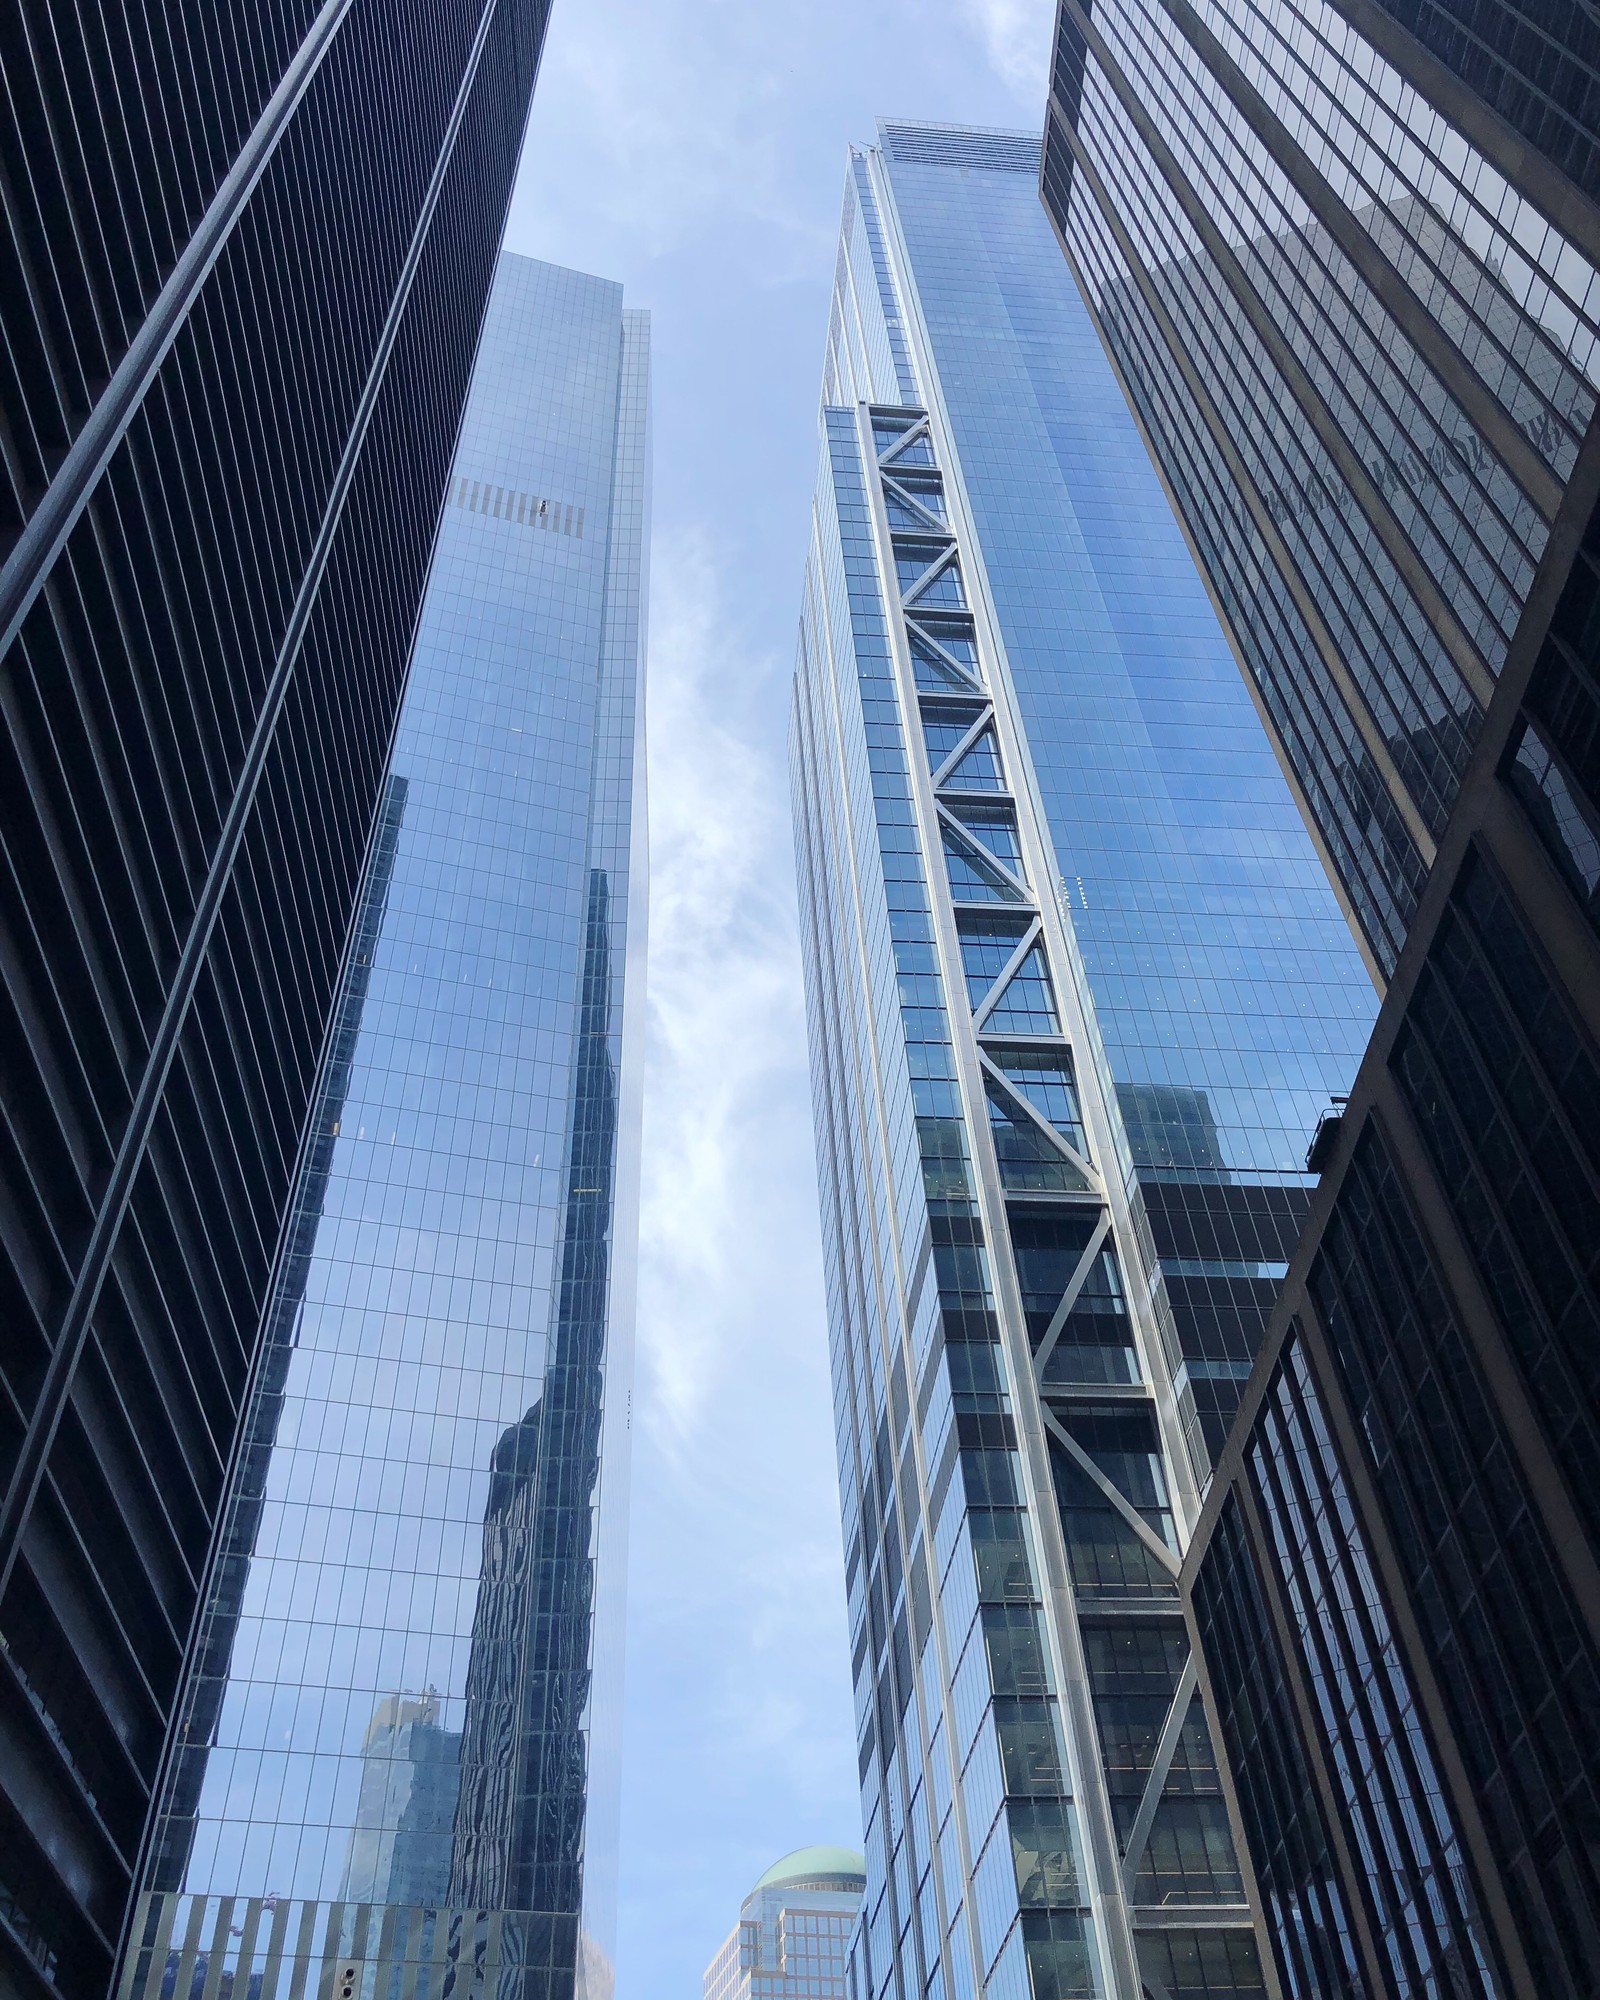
xmin=0 ymin=9 xmax=550 ymax=1999
xmin=790 ymin=122 xmax=1375 ymax=2000
xmin=1043 ymin=6 xmax=1600 ymax=1997
xmin=702 ymin=1848 xmax=865 ymax=2000
xmin=115 ymin=255 xmax=648 ymax=2000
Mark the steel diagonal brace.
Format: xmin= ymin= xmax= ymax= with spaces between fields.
xmin=978 ymin=1052 xmax=1101 ymax=1190
xmin=971 ymin=916 xmax=1043 ymax=1028
xmin=1031 ymin=1209 xmax=1113 ymax=1379
xmin=935 ymin=801 xmax=1032 ymax=900
xmin=930 ymin=707 xmax=996 ymax=788
xmin=881 ymin=473 xmax=949 ymax=534
xmin=900 ymin=544 xmax=961 ymax=606
xmin=1119 ymin=1655 xmax=1200 ymax=1897
xmin=904 ymin=616 xmax=986 ymax=693
xmin=1040 ymin=1403 xmax=1180 ymax=1578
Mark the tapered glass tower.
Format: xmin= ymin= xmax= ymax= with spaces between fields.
xmin=116 ymin=255 xmax=648 ymax=2000
xmin=791 ymin=123 xmax=1374 ymax=2000
xmin=0 ymin=9 xmax=550 ymax=1998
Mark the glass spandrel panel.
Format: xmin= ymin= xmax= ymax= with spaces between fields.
xmin=1007 ymin=1799 xmax=1083 ymax=1910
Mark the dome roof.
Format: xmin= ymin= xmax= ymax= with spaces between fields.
xmin=752 ymin=1845 xmax=867 ymax=1895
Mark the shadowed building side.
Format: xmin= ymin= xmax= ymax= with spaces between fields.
xmin=1044 ymin=0 xmax=1600 ymax=1992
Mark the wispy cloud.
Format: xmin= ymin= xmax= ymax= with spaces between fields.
xmin=622 ymin=529 xmax=857 ymax=1974
xmin=636 ymin=530 xmax=819 ymax=1447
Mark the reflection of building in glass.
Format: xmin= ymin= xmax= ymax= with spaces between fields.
xmin=703 ymin=1850 xmax=865 ymax=2000
xmin=791 ymin=121 xmax=1372 ymax=2000
xmin=1046 ymin=3 xmax=1600 ymax=1996
xmin=342 ymin=1695 xmax=460 ymax=1909
xmin=117 ymin=255 xmax=648 ymax=2000
xmin=0 ymin=11 xmax=551 ymax=1999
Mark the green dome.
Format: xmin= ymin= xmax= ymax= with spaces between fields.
xmin=752 ymin=1845 xmax=867 ymax=1895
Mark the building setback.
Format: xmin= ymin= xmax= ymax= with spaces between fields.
xmin=0 ymin=8 xmax=550 ymax=2000
xmin=1043 ymin=2 xmax=1600 ymax=1996
xmin=791 ymin=122 xmax=1375 ymax=2000
xmin=116 ymin=255 xmax=648 ymax=2000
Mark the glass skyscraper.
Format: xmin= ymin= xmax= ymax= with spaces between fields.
xmin=1043 ymin=4 xmax=1600 ymax=1997
xmin=790 ymin=121 xmax=1374 ymax=2000
xmin=703 ymin=1847 xmax=865 ymax=2000
xmin=113 ymin=255 xmax=648 ymax=2000
xmin=0 ymin=9 xmax=549 ymax=1999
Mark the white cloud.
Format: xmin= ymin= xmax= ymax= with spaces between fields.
xmin=959 ymin=0 xmax=1058 ymax=103
xmin=621 ymin=531 xmax=859 ymax=1981
xmin=635 ymin=530 xmax=819 ymax=1448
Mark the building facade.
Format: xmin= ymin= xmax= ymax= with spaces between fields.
xmin=114 ymin=256 xmax=648 ymax=2000
xmin=0 ymin=8 xmax=551 ymax=2000
xmin=1043 ymin=5 xmax=1600 ymax=1998
xmin=791 ymin=122 xmax=1376 ymax=2000
xmin=703 ymin=1847 xmax=865 ymax=2000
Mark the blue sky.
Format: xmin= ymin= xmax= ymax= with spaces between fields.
xmin=504 ymin=4 xmax=1055 ymax=1991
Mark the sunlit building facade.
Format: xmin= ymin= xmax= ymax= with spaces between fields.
xmin=704 ymin=1848 xmax=865 ymax=2000
xmin=790 ymin=122 xmax=1375 ymax=2000
xmin=116 ymin=255 xmax=649 ymax=2000
xmin=1044 ymin=2 xmax=1600 ymax=1995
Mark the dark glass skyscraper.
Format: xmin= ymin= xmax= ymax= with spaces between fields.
xmin=0 ymin=10 xmax=549 ymax=1998
xmin=119 ymin=254 xmax=647 ymax=2000
xmin=792 ymin=122 xmax=1374 ymax=2000
xmin=1044 ymin=6 xmax=1600 ymax=1997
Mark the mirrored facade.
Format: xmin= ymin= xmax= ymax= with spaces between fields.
xmin=1043 ymin=1 xmax=1600 ymax=1994
xmin=792 ymin=122 xmax=1373 ymax=2000
xmin=118 ymin=255 xmax=649 ymax=2000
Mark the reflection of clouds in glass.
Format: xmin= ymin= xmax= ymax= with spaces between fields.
xmin=143 ymin=260 xmax=645 ymax=1977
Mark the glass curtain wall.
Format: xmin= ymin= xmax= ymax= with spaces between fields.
xmin=794 ymin=120 xmax=1373 ymax=2000
xmin=116 ymin=256 xmax=649 ymax=2000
